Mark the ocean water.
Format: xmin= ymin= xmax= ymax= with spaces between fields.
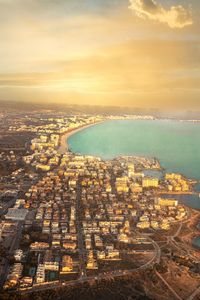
xmin=68 ymin=120 xmax=200 ymax=209
xmin=68 ymin=120 xmax=200 ymax=177
xmin=193 ymin=236 xmax=200 ymax=249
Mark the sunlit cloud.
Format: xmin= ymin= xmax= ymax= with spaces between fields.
xmin=129 ymin=0 xmax=193 ymax=28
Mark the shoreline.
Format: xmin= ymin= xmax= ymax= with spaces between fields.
xmin=58 ymin=121 xmax=104 ymax=154
xmin=180 ymin=208 xmax=200 ymax=253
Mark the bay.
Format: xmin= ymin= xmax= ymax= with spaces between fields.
xmin=68 ymin=119 xmax=200 ymax=209
xmin=68 ymin=120 xmax=200 ymax=178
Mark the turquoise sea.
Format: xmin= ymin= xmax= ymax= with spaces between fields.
xmin=68 ymin=119 xmax=200 ymax=208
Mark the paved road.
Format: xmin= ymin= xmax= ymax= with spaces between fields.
xmin=20 ymin=263 xmax=156 ymax=295
xmin=186 ymin=285 xmax=200 ymax=300
xmin=18 ymin=207 xmax=162 ymax=295
xmin=76 ymin=180 xmax=87 ymax=278
xmin=133 ymin=230 xmax=161 ymax=265
xmin=9 ymin=222 xmax=23 ymax=255
xmin=19 ymin=243 xmax=160 ymax=295
xmin=0 ymin=259 xmax=9 ymax=288
xmin=155 ymin=270 xmax=183 ymax=300
xmin=0 ymin=222 xmax=23 ymax=288
xmin=168 ymin=221 xmax=200 ymax=263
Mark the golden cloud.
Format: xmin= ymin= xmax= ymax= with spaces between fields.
xmin=129 ymin=0 xmax=193 ymax=28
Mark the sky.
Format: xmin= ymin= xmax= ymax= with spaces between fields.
xmin=0 ymin=0 xmax=200 ymax=111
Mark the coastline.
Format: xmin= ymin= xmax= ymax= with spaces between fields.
xmin=58 ymin=121 xmax=104 ymax=154
xmin=180 ymin=208 xmax=200 ymax=255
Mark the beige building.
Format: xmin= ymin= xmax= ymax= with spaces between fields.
xmin=61 ymin=255 xmax=73 ymax=273
xmin=142 ymin=177 xmax=158 ymax=188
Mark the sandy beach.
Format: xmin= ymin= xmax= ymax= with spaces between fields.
xmin=58 ymin=121 xmax=103 ymax=154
